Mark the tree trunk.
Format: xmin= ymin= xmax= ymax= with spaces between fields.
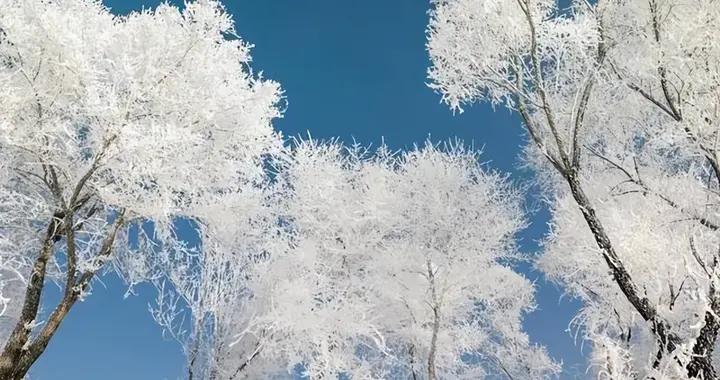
xmin=426 ymin=260 xmax=440 ymax=380
xmin=565 ymin=172 xmax=718 ymax=378
xmin=687 ymin=311 xmax=718 ymax=379
xmin=0 ymin=211 xmax=124 ymax=379
xmin=0 ymin=215 xmax=63 ymax=379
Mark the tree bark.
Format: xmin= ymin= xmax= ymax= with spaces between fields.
xmin=687 ymin=310 xmax=719 ymax=379
xmin=686 ymin=282 xmax=720 ymax=380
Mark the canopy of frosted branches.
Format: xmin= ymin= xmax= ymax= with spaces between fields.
xmin=162 ymin=141 xmax=559 ymax=379
xmin=0 ymin=0 xmax=282 ymax=342
xmin=428 ymin=0 xmax=720 ymax=377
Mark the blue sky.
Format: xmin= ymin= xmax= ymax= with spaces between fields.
xmin=30 ymin=1 xmax=587 ymax=379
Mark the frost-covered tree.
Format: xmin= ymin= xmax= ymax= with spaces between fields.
xmin=167 ymin=141 xmax=559 ymax=379
xmin=148 ymin=190 xmax=280 ymax=380
xmin=428 ymin=0 xmax=720 ymax=378
xmin=0 ymin=0 xmax=282 ymax=377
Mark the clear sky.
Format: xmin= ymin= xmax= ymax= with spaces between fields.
xmin=30 ymin=1 xmax=588 ymax=379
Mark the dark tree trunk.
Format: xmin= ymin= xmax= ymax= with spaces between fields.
xmin=566 ymin=172 xmax=717 ymax=379
xmin=0 ymin=215 xmax=63 ymax=379
xmin=0 ymin=211 xmax=124 ymax=379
